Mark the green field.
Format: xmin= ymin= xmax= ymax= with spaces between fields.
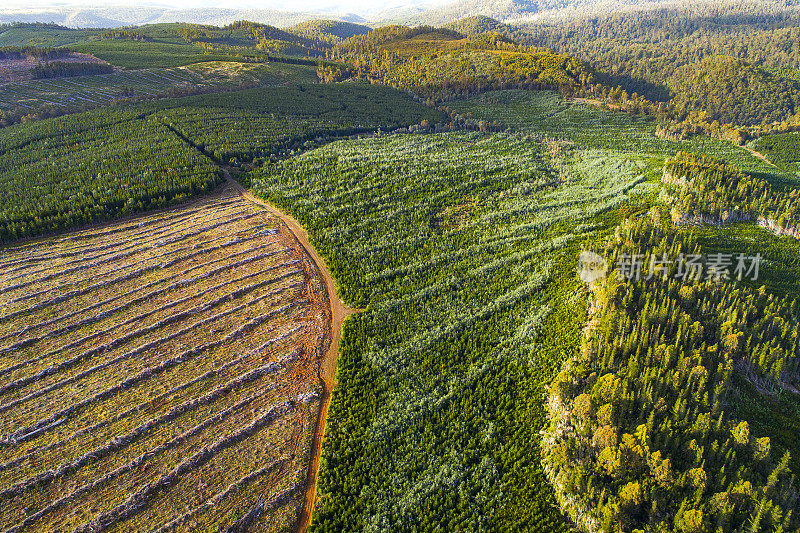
xmin=448 ymin=90 xmax=794 ymax=183
xmin=250 ymin=132 xmax=652 ymax=531
xmin=0 ymin=81 xmax=442 ymax=241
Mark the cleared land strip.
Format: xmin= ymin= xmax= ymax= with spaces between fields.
xmin=0 ymin=185 xmax=331 ymax=533
xmin=222 ymin=169 xmax=357 ymax=533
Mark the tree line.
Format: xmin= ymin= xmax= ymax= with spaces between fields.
xmin=0 ymin=46 xmax=71 ymax=60
xmin=31 ymin=62 xmax=114 ymax=79
xmin=544 ymin=214 xmax=799 ymax=532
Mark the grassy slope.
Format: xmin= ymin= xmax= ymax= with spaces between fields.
xmin=185 ymin=60 xmax=320 ymax=84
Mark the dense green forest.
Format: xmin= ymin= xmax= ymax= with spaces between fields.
xmin=286 ymin=20 xmax=371 ymax=45
xmin=444 ymin=15 xmax=512 ymax=36
xmin=544 ymin=215 xmax=799 ymax=532
xmin=0 ymin=45 xmax=71 ymax=60
xmin=311 ymin=14 xmax=800 ymax=136
xmin=667 ymin=56 xmax=800 ymax=126
xmin=512 ymin=8 xmax=800 ymax=127
xmin=30 ymin=61 xmax=114 ymax=79
xmin=0 ymin=108 xmax=221 ymax=242
xmin=0 ymin=81 xmax=440 ymax=241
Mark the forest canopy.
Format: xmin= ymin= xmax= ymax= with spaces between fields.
xmin=327 ymin=26 xmax=596 ymax=100
xmin=667 ymin=56 xmax=800 ymax=126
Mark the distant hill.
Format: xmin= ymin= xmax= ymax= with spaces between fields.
xmin=0 ymin=7 xmax=365 ymax=29
xmin=388 ymin=0 xmax=800 ymax=25
xmin=398 ymin=0 xmax=528 ymax=25
xmin=286 ymin=19 xmax=371 ymax=45
xmin=138 ymin=20 xmax=322 ymax=51
xmin=668 ymin=55 xmax=800 ymax=125
xmin=3 ymin=0 xmax=800 ymax=30
xmin=329 ymin=25 xmax=596 ymax=99
xmin=443 ymin=15 xmax=515 ymax=36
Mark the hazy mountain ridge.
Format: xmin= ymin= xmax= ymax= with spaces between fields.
xmin=3 ymin=0 xmax=800 ymax=29
xmin=0 ymin=7 xmax=366 ymax=29
xmin=395 ymin=0 xmax=800 ymax=25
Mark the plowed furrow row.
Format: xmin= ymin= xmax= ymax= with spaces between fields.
xmin=0 ymin=228 xmax=279 ymax=344
xmin=0 ymin=348 xmax=301 ymax=505
xmin=3 ymin=296 xmax=306 ymax=444
xmin=0 ymin=324 xmax=306 ymax=476
xmin=0 ymin=202 xmax=249 ymax=271
xmin=2 ymin=388 xmax=276 ymax=533
xmin=75 ymin=398 xmax=303 ymax=533
xmin=0 ymin=274 xmax=301 ymax=416
xmin=3 ymin=211 xmax=261 ymax=309
xmin=0 ymin=245 xmax=287 ymax=365
xmin=152 ymin=455 xmax=292 ymax=533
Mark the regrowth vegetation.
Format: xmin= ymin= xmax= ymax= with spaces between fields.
xmin=250 ymin=131 xmax=651 ymax=531
xmin=0 ymin=81 xmax=441 ymax=241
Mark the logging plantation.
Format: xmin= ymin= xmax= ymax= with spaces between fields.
xmin=2 ymin=7 xmax=800 ymax=532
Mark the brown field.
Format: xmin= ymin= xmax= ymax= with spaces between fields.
xmin=0 ymin=53 xmax=107 ymax=84
xmin=0 ymin=185 xmax=330 ymax=533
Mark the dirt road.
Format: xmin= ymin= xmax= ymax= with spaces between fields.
xmin=222 ymin=169 xmax=356 ymax=533
xmin=742 ymin=144 xmax=777 ymax=167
